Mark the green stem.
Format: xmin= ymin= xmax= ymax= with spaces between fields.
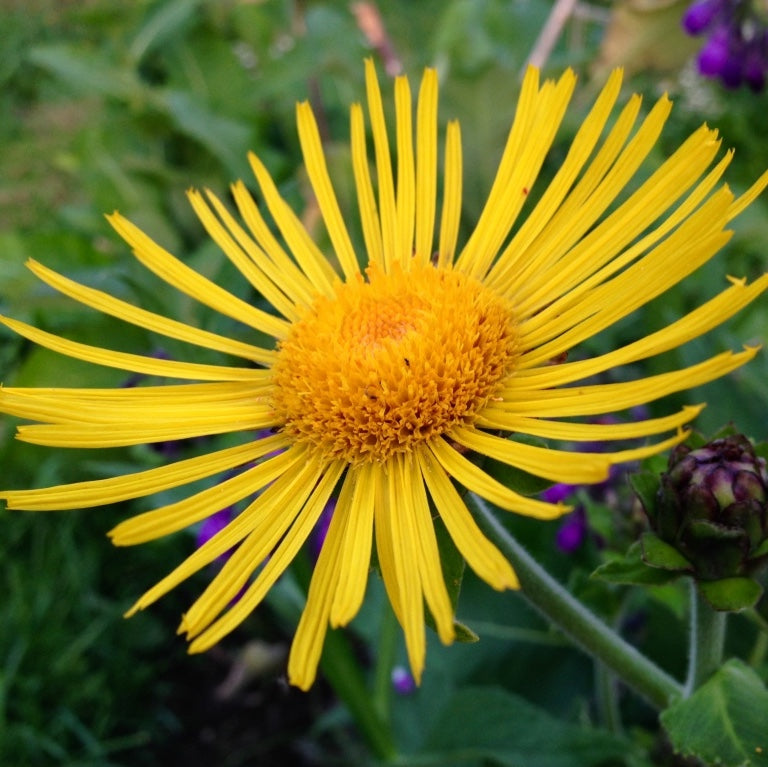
xmin=372 ymin=601 xmax=399 ymax=723
xmin=684 ymin=580 xmax=726 ymax=696
xmin=468 ymin=493 xmax=683 ymax=709
xmin=320 ymin=630 xmax=397 ymax=761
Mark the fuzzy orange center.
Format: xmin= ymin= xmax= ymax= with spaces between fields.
xmin=272 ymin=263 xmax=517 ymax=463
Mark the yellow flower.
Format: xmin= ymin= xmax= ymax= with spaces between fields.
xmin=1 ymin=61 xmax=767 ymax=690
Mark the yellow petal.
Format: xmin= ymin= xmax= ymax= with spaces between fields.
xmin=365 ymin=58 xmax=398 ymax=271
xmin=187 ymin=459 xmax=344 ymax=650
xmin=248 ymin=151 xmax=338 ymax=296
xmin=414 ymin=68 xmax=439 ymax=265
xmin=110 ymin=445 xmax=308 ymax=546
xmin=1 ymin=433 xmax=288 ymax=511
xmin=107 ymin=212 xmax=289 ymax=339
xmin=350 ymin=102 xmax=384 ymax=268
xmin=26 ymin=259 xmax=275 ymax=365
xmin=296 ymin=101 xmax=360 ymax=280
xmin=0 ymin=315 xmax=265 ymax=382
xmin=428 ymin=436 xmax=567 ymax=519
xmin=499 ymin=348 xmax=759 ymax=418
xmin=329 ymin=463 xmax=376 ymax=627
xmin=449 ymin=425 xmax=611 ymax=484
xmin=188 ymin=189 xmax=301 ymax=322
xmin=437 ymin=120 xmax=462 ymax=268
xmin=417 ymin=447 xmax=518 ymax=591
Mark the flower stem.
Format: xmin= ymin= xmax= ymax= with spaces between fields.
xmin=468 ymin=493 xmax=683 ymax=709
xmin=684 ymin=580 xmax=726 ymax=696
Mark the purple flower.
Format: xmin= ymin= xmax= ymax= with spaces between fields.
xmin=309 ymin=499 xmax=337 ymax=561
xmin=682 ymin=0 xmax=723 ymax=34
xmin=555 ymin=507 xmax=588 ymax=553
xmin=197 ymin=506 xmax=236 ymax=561
xmin=698 ymin=26 xmax=731 ymax=75
xmin=391 ymin=665 xmax=416 ymax=695
xmin=542 ymin=482 xmax=576 ymax=505
xmin=683 ymin=0 xmax=768 ymax=91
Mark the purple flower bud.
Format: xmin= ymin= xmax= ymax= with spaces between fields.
xmin=649 ymin=434 xmax=768 ymax=580
xmin=720 ymin=53 xmax=745 ymax=88
xmin=555 ymin=506 xmax=587 ymax=553
xmin=682 ymin=0 xmax=723 ymax=35
xmin=743 ymin=47 xmax=767 ymax=91
xmin=542 ymin=482 xmax=576 ymax=504
xmin=698 ymin=27 xmax=731 ymax=76
xmin=391 ymin=665 xmax=416 ymax=695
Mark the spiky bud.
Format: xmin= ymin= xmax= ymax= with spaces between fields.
xmin=650 ymin=435 xmax=768 ymax=580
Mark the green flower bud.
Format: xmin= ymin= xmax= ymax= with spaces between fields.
xmin=650 ymin=435 xmax=768 ymax=580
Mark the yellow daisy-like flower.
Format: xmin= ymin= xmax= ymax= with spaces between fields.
xmin=2 ymin=61 xmax=767 ymax=690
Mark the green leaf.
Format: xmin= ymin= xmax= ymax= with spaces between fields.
xmin=591 ymin=541 xmax=682 ymax=586
xmin=452 ymin=619 xmax=480 ymax=643
xmin=641 ymin=532 xmax=693 ymax=571
xmin=161 ymin=90 xmax=253 ymax=178
xmin=629 ymin=470 xmax=660 ymax=515
xmin=28 ymin=44 xmax=144 ymax=101
xmin=697 ymin=578 xmax=764 ymax=612
xmin=661 ymin=659 xmax=768 ymax=766
xmin=420 ymin=686 xmax=633 ymax=767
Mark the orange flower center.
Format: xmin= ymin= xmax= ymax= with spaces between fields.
xmin=272 ymin=262 xmax=518 ymax=463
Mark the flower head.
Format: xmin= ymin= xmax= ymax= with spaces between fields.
xmin=683 ymin=0 xmax=768 ymax=91
xmin=1 ymin=61 xmax=767 ymax=689
xmin=651 ymin=435 xmax=768 ymax=579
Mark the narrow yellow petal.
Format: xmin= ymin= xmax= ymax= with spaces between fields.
xmin=728 ymin=167 xmax=768 ymax=221
xmin=365 ymin=58 xmax=397 ymax=271
xmin=449 ymin=425 xmax=611 ymax=484
xmin=599 ymin=428 xmax=690 ymax=466
xmin=1 ymin=385 xmax=272 ymax=426
xmin=296 ymin=101 xmax=360 ymax=280
xmin=517 ymin=123 xmax=723 ymax=322
xmin=490 ymin=92 xmax=663 ymax=297
xmin=373 ymin=461 xmax=403 ymax=623
xmin=514 ymin=274 xmax=768 ymax=388
xmin=247 ymin=152 xmax=338 ymax=296
xmin=457 ymin=68 xmax=577 ymax=280
xmin=15 ymin=406 xmax=276 ymax=448
xmin=188 ymin=189 xmax=301 ymax=322
xmin=110 ymin=445 xmax=307 ymax=546
xmin=417 ymin=448 xmax=518 ymax=590
xmin=26 ymin=260 xmax=274 ymax=365
xmin=288 ymin=469 xmax=350 ymax=690
xmin=437 ymin=120 xmax=462 ymax=268
xmin=407 ymin=452 xmax=455 ymax=645
xmin=486 ymin=68 xmax=624 ymax=291
xmin=1 ymin=380 xmax=270 ymax=403
xmin=385 ymin=453 xmax=426 ymax=683
xmin=186 ymin=459 xmax=344 ymax=649
xmin=498 ymin=348 xmax=759 ymax=418
xmin=107 ymin=212 xmax=289 ymax=340
xmin=351 ymin=103 xmax=384 ymax=268
xmin=125 ymin=446 xmax=322 ymax=617
xmin=428 ymin=437 xmax=567 ymax=519
xmin=0 ymin=315 xmax=266 ymax=382
xmin=330 ymin=463 xmax=376 ymax=627
xmin=230 ymin=179 xmax=317 ymax=306
xmin=1 ymin=433 xmax=289 ymax=511
xmin=414 ymin=68 xmax=438 ymax=265
xmin=519 ymin=190 xmax=733 ymax=366
xmin=477 ymin=405 xmax=704 ymax=443
xmin=394 ymin=74 xmax=416 ymax=266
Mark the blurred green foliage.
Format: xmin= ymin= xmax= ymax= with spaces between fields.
xmin=1 ymin=0 xmax=767 ymax=765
